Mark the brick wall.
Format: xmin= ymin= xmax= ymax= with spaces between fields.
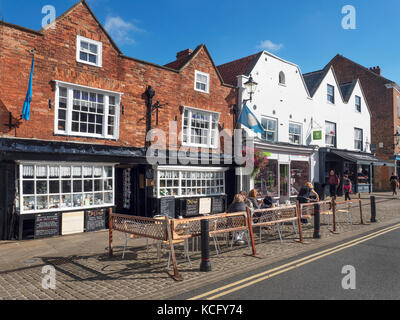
xmin=0 ymin=2 xmax=236 ymax=153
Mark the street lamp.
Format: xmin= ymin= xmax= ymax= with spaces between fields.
xmin=243 ymin=75 xmax=258 ymax=104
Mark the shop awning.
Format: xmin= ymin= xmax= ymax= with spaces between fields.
xmin=331 ymin=150 xmax=395 ymax=167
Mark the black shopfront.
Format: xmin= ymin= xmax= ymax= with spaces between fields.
xmin=318 ymin=148 xmax=394 ymax=196
xmin=0 ymin=139 xmax=236 ymax=241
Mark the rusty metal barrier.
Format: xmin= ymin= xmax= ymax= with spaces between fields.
xmin=170 ymin=212 xmax=248 ymax=240
xmin=250 ymin=206 xmax=301 ymax=244
xmin=299 ymin=195 xmax=365 ymax=233
xmin=108 ymin=211 xmax=252 ymax=281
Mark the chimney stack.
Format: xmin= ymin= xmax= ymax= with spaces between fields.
xmin=369 ymin=66 xmax=381 ymax=76
xmin=176 ymin=49 xmax=193 ymax=60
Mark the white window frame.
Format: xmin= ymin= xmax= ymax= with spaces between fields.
xmin=261 ymin=117 xmax=278 ymax=142
xmin=76 ymin=35 xmax=103 ymax=67
xmin=194 ymin=70 xmax=210 ymax=94
xmin=354 ymin=128 xmax=363 ymax=151
xmin=355 ymin=96 xmax=361 ymax=113
xmin=181 ymin=106 xmax=220 ymax=149
xmin=54 ymin=80 xmax=122 ymax=140
xmin=327 ymin=84 xmax=335 ymax=104
xmin=18 ymin=161 xmax=116 ymax=215
xmin=289 ymin=122 xmax=302 ymax=145
xmin=325 ymin=121 xmax=337 ymax=148
xmin=155 ymin=166 xmax=227 ymax=198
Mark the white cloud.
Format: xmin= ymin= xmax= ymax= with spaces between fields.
xmin=104 ymin=16 xmax=143 ymax=45
xmin=257 ymin=40 xmax=284 ymax=52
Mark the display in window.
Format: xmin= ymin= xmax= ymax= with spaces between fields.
xmin=254 ymin=160 xmax=278 ymax=198
xmin=49 ymin=195 xmax=60 ymax=209
xmin=290 ymin=161 xmax=310 ymax=197
xmin=23 ymin=196 xmax=35 ymax=211
xmin=37 ymin=196 xmax=48 ymax=210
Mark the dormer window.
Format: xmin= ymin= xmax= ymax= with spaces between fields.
xmin=279 ymin=71 xmax=286 ymax=85
xmin=76 ymin=36 xmax=102 ymax=67
xmin=194 ymin=71 xmax=210 ymax=93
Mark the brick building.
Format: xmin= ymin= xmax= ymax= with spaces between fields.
xmin=0 ymin=0 xmax=237 ymax=240
xmin=329 ymin=55 xmax=398 ymax=191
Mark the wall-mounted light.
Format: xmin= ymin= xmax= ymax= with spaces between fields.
xmin=174 ymin=116 xmax=178 ymax=121
xmin=48 ymin=99 xmax=52 ymax=110
xmin=121 ymin=105 xmax=125 ymax=115
xmin=243 ymin=75 xmax=258 ymax=104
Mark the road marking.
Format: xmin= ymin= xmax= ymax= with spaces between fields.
xmin=189 ymin=223 xmax=400 ymax=300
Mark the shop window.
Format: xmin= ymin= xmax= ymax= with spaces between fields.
xmin=261 ymin=117 xmax=278 ymax=142
xmin=157 ymin=168 xmax=226 ymax=198
xmin=254 ymin=160 xmax=279 ymax=198
xmin=19 ymin=163 xmax=114 ymax=214
xmin=182 ymin=107 xmax=220 ymax=148
xmin=290 ymin=161 xmax=310 ymax=197
xmin=357 ymin=165 xmax=370 ymax=187
xmin=55 ymin=82 xmax=121 ymax=140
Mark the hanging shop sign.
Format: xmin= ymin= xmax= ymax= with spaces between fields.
xmin=313 ymin=130 xmax=323 ymax=140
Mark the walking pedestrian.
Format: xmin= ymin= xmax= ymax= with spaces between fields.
xmin=390 ymin=173 xmax=399 ymax=196
xmin=343 ymin=175 xmax=352 ymax=201
xmin=328 ymin=170 xmax=340 ymax=199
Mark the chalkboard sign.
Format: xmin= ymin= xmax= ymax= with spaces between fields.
xmin=86 ymin=210 xmax=106 ymax=232
xmin=159 ymin=197 xmax=175 ymax=219
xmin=212 ymin=197 xmax=226 ymax=214
xmin=34 ymin=212 xmax=60 ymax=239
xmin=185 ymin=198 xmax=199 ymax=217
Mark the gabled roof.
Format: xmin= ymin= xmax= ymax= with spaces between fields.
xmin=216 ymin=52 xmax=263 ymax=86
xmin=303 ymin=65 xmax=332 ymax=98
xmin=41 ymin=0 xmax=122 ymax=55
xmin=327 ymin=54 xmax=395 ymax=85
xmin=164 ymin=44 xmax=235 ymax=88
xmin=340 ymin=80 xmax=358 ymax=102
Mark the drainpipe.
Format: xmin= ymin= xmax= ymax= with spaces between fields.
xmin=145 ymin=86 xmax=156 ymax=148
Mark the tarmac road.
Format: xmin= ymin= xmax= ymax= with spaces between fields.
xmin=173 ymin=223 xmax=400 ymax=300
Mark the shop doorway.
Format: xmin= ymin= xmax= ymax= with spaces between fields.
xmin=279 ymin=164 xmax=290 ymax=203
xmin=115 ymin=166 xmax=139 ymax=216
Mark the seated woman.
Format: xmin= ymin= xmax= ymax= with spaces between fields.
xmin=227 ymin=194 xmax=247 ymax=213
xmin=246 ymin=189 xmax=261 ymax=210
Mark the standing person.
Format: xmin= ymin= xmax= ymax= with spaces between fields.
xmin=343 ymin=175 xmax=352 ymax=201
xmin=328 ymin=170 xmax=340 ymax=198
xmin=390 ymin=173 xmax=399 ymax=196
xmin=297 ymin=182 xmax=320 ymax=224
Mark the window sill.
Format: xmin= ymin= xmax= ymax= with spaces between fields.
xmin=194 ymin=88 xmax=210 ymax=94
xmin=20 ymin=204 xmax=114 ymax=215
xmin=54 ymin=132 xmax=119 ymax=141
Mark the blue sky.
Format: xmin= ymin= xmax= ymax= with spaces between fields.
xmin=1 ymin=0 xmax=400 ymax=82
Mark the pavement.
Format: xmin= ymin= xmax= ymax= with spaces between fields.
xmin=0 ymin=192 xmax=399 ymax=300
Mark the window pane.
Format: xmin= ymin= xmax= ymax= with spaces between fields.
xmin=36 ymin=181 xmax=47 ymax=194
xmin=23 ymin=181 xmax=34 ymax=195
xmin=49 ymin=181 xmax=60 ymax=194
xmin=80 ymin=52 xmax=88 ymax=61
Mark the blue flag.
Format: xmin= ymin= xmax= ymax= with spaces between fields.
xmin=22 ymin=56 xmax=34 ymax=121
xmin=238 ymin=104 xmax=265 ymax=134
